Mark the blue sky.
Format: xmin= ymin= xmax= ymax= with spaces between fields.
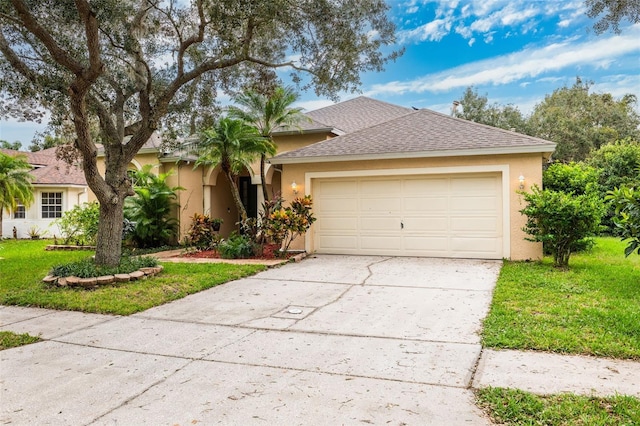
xmin=1 ymin=0 xmax=639 ymax=146
xmin=295 ymin=0 xmax=640 ymax=116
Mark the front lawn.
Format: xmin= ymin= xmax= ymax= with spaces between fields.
xmin=0 ymin=239 xmax=265 ymax=315
xmin=482 ymin=237 xmax=640 ymax=359
xmin=476 ymin=387 xmax=640 ymax=425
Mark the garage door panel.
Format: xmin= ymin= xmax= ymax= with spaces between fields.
xmin=360 ymin=217 xmax=402 ymax=231
xmin=404 ymin=236 xmax=448 ymax=251
xmin=404 ymin=197 xmax=447 ymax=212
xmin=403 ymin=217 xmax=448 ymax=232
xmin=451 ymin=237 xmax=503 ymax=257
xmin=313 ymin=173 xmax=503 ymax=259
xmin=317 ymin=235 xmax=358 ymax=250
xmin=403 ymin=178 xmax=449 ymax=193
xmin=361 ymin=235 xmax=402 ymax=250
xmin=451 ymin=176 xmax=498 ymax=192
xmin=451 ymin=196 xmax=498 ymax=211
xmin=361 ymin=179 xmax=401 ymax=194
xmin=451 ymin=217 xmax=499 ymax=232
xmin=316 ymin=198 xmax=358 ymax=213
xmin=316 ymin=180 xmax=358 ymax=196
xmin=316 ymin=217 xmax=358 ymax=231
xmin=361 ymin=198 xmax=402 ymax=213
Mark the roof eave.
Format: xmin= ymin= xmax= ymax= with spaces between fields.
xmin=96 ymin=146 xmax=159 ymax=158
xmin=271 ymin=127 xmax=343 ymax=136
xmin=33 ymin=183 xmax=87 ymax=188
xmin=269 ymin=144 xmax=557 ymax=165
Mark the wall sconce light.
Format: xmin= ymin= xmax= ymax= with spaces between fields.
xmin=518 ymin=174 xmax=525 ymax=190
xmin=291 ymin=181 xmax=299 ymax=194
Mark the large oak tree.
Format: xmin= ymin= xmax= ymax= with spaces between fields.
xmin=0 ymin=0 xmax=400 ymax=266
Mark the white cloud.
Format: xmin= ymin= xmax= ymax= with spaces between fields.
xmin=593 ymin=74 xmax=640 ymax=98
xmin=399 ymin=18 xmax=452 ymax=42
xmin=557 ymin=19 xmax=572 ymax=28
xmin=366 ymin=28 xmax=640 ymax=96
xmin=398 ymin=0 xmax=587 ymax=45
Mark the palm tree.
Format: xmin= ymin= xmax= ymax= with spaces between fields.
xmin=227 ymin=86 xmax=310 ymax=202
xmin=0 ymin=152 xmax=34 ymax=237
xmin=195 ymin=118 xmax=275 ymax=223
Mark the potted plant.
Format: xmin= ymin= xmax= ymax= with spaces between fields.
xmin=211 ymin=218 xmax=223 ymax=232
xmin=28 ymin=225 xmax=41 ymax=240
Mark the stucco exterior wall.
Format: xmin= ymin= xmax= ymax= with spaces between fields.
xmin=279 ymin=153 xmax=546 ymax=260
xmin=2 ymin=185 xmax=89 ymax=239
xmin=163 ymin=163 xmax=203 ymax=242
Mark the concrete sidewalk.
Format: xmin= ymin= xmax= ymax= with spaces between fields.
xmin=1 ymin=255 xmax=638 ymax=425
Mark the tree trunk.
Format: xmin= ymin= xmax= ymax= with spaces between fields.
xmin=224 ymin=170 xmax=247 ymax=224
xmin=0 ymin=214 xmax=3 ymax=238
xmin=260 ymin=153 xmax=269 ymax=203
xmin=94 ymin=198 xmax=125 ymax=266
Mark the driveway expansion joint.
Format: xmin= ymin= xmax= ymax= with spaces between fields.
xmin=87 ymin=358 xmax=195 ymax=425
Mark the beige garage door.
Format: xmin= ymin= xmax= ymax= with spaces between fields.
xmin=312 ymin=173 xmax=503 ymax=259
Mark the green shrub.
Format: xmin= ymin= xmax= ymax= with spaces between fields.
xmin=261 ymin=195 xmax=317 ymax=253
xmin=218 ymin=233 xmax=254 ymax=259
xmin=543 ymin=162 xmax=600 ymax=195
xmin=520 ymin=186 xmax=605 ymax=267
xmin=186 ymin=213 xmax=222 ymax=250
xmin=54 ymin=202 xmax=100 ymax=245
xmin=606 ymin=186 xmax=640 ymax=256
xmin=124 ymin=165 xmax=183 ymax=248
xmin=588 ymin=139 xmax=640 ymax=234
xmin=50 ymin=255 xmax=158 ymax=278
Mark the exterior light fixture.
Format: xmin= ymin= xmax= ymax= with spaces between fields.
xmin=518 ymin=174 xmax=525 ymax=190
xmin=291 ymin=181 xmax=298 ymax=194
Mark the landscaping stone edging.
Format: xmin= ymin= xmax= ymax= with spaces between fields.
xmin=45 ymin=245 xmax=97 ymax=251
xmin=290 ymin=251 xmax=307 ymax=263
xmin=42 ymin=265 xmax=164 ymax=289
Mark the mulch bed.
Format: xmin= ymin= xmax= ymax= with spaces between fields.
xmin=183 ymin=243 xmax=294 ymax=260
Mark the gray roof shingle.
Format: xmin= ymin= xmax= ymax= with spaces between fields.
xmin=304 ymin=96 xmax=413 ymax=133
xmin=271 ymin=108 xmax=556 ymax=163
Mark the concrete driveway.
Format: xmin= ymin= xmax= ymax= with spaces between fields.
xmin=1 ymin=255 xmax=501 ymax=425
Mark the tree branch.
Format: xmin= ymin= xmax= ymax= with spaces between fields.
xmin=175 ymin=0 xmax=207 ymax=77
xmin=10 ymin=0 xmax=84 ymax=75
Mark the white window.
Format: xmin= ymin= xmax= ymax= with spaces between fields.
xmin=42 ymin=192 xmax=63 ymax=218
xmin=14 ymin=204 xmax=26 ymax=219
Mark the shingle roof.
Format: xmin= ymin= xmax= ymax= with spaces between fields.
xmin=303 ymin=96 xmax=413 ymax=134
xmin=0 ymin=148 xmax=87 ymax=186
xmin=271 ymin=108 xmax=556 ymax=163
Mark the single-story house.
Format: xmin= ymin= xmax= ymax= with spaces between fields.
xmin=98 ymin=96 xmax=556 ymax=260
xmin=1 ymin=147 xmax=89 ymax=238
xmin=270 ymin=100 xmax=556 ymax=260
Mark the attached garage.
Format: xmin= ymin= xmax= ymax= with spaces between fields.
xmin=312 ymin=173 xmax=503 ymax=259
xmin=270 ymin=105 xmax=556 ymax=261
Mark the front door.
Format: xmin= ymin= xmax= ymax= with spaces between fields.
xmin=239 ymin=176 xmax=258 ymax=220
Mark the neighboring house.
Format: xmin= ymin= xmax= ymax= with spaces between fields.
xmin=98 ymin=96 xmax=556 ymax=260
xmin=1 ymin=148 xmax=88 ymax=239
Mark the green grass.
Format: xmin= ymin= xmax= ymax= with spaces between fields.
xmin=0 ymin=239 xmax=265 ymax=315
xmin=0 ymin=331 xmax=41 ymax=350
xmin=476 ymin=387 xmax=640 ymax=425
xmin=482 ymin=237 xmax=640 ymax=359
